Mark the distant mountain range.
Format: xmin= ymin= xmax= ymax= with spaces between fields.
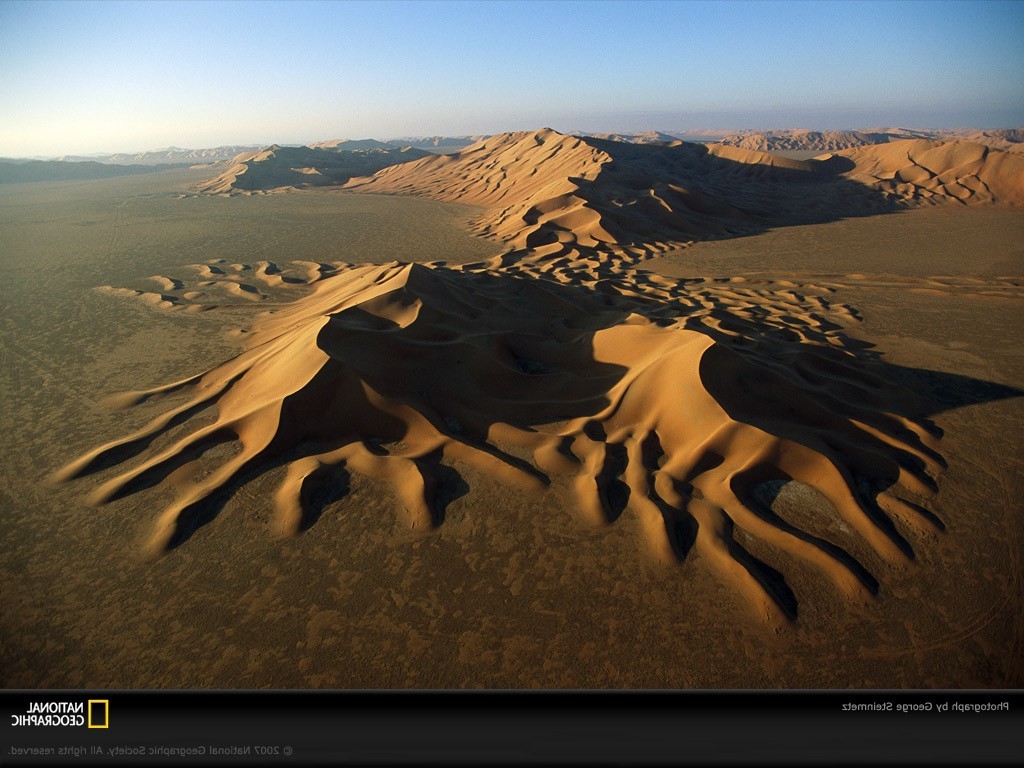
xmin=54 ymin=145 xmax=265 ymax=166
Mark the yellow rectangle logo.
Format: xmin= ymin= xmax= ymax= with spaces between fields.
xmin=87 ymin=699 xmax=108 ymax=729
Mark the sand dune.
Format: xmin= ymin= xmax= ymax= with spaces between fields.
xmin=59 ymin=128 xmax=1024 ymax=626
xmin=56 ymin=145 xmax=263 ymax=165
xmin=585 ymin=130 xmax=680 ymax=144
xmin=714 ymin=127 xmax=1024 ymax=154
xmin=834 ymin=139 xmax=1024 ymax=205
xmin=148 ymin=275 xmax=184 ymax=291
xmin=346 ymin=130 xmax=1023 ymax=267
xmin=944 ymin=128 xmax=1024 ymax=153
xmin=716 ymin=129 xmax=897 ymax=152
xmin=62 ymin=263 xmax=944 ymax=625
xmin=0 ymin=159 xmax=187 ymax=184
xmin=344 ymin=129 xmax=828 ymax=257
xmin=95 ymin=259 xmax=349 ymax=311
xmin=198 ymin=144 xmax=431 ymax=194
xmin=310 ymin=138 xmax=393 ymax=151
xmin=94 ymin=285 xmax=197 ymax=312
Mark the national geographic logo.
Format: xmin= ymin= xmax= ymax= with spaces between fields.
xmin=88 ymin=699 xmax=109 ymax=729
xmin=10 ymin=699 xmax=109 ymax=729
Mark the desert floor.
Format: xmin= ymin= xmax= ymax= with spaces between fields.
xmin=2 ymin=170 xmax=1021 ymax=688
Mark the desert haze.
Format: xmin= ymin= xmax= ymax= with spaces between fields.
xmin=1 ymin=127 xmax=1023 ymax=688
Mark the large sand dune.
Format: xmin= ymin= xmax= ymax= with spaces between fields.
xmin=960 ymin=128 xmax=1024 ymax=153
xmin=198 ymin=144 xmax=431 ymax=194
xmin=0 ymin=159 xmax=188 ymax=184
xmin=57 ymin=258 xmax=948 ymax=626
xmin=715 ymin=129 xmax=897 ymax=152
xmin=713 ymin=127 xmax=1024 ymax=154
xmin=345 ymin=129 xmax=843 ymax=258
xmin=585 ymin=130 xmax=681 ymax=144
xmin=56 ymin=145 xmax=263 ymax=165
xmin=834 ymin=139 xmax=1024 ymax=206
xmin=52 ymin=130 xmax=1017 ymax=626
xmin=346 ymin=129 xmax=1023 ymax=265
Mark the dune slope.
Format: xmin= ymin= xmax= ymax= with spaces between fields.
xmin=834 ymin=139 xmax=1024 ymax=206
xmin=59 ymin=129 xmax=1023 ymax=626
xmin=347 ymin=130 xmax=1023 ymax=270
xmin=0 ymin=159 xmax=188 ymax=184
xmin=61 ymin=257 xmax=946 ymax=626
xmin=199 ymin=144 xmax=431 ymax=194
xmin=346 ymin=129 xmax=833 ymax=256
xmin=716 ymin=129 xmax=896 ymax=151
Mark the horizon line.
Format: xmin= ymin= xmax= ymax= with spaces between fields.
xmin=5 ymin=123 xmax=1024 ymax=161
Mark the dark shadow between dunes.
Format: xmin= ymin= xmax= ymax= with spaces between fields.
xmin=572 ymin=137 xmax=904 ymax=251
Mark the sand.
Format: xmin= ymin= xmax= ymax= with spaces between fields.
xmin=56 ymin=257 xmax=952 ymax=628
xmin=712 ymin=127 xmax=1024 ymax=154
xmin=0 ymin=159 xmax=188 ymax=184
xmin=835 ymin=139 xmax=1024 ymax=206
xmin=346 ymin=130 xmax=1022 ymax=258
xmin=715 ymin=129 xmax=897 ymax=152
xmin=4 ymin=131 xmax=1023 ymax=687
xmin=198 ymin=144 xmax=432 ymax=195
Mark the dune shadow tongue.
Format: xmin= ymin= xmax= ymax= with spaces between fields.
xmin=74 ymin=264 xmax=642 ymax=555
xmin=62 ymin=256 xmax=1018 ymax=624
xmin=698 ymin=341 xmax=939 ymax=532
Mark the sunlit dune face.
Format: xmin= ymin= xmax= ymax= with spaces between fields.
xmin=57 ymin=261 xmax=944 ymax=627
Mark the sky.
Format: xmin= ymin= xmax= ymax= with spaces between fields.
xmin=1 ymin=0 xmax=1022 ymax=157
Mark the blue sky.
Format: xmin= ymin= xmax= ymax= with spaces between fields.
xmin=1 ymin=0 xmax=1022 ymax=156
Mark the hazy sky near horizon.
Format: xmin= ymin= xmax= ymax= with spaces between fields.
xmin=2 ymin=0 xmax=1022 ymax=156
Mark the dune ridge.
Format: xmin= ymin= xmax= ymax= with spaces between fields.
xmin=345 ymin=129 xmax=1023 ymax=274
xmin=957 ymin=128 xmax=1024 ymax=153
xmin=0 ymin=159 xmax=188 ymax=184
xmin=309 ymin=138 xmax=394 ymax=151
xmin=834 ymin=139 xmax=1024 ymax=206
xmin=198 ymin=144 xmax=431 ymax=194
xmin=60 ymin=129 xmax=1005 ymax=625
xmin=344 ymin=129 xmax=826 ymax=265
xmin=55 ymin=145 xmax=263 ymax=165
xmin=586 ymin=130 xmax=681 ymax=144
xmin=61 ymin=268 xmax=945 ymax=625
xmin=713 ymin=127 xmax=1024 ymax=154
xmin=716 ymin=129 xmax=897 ymax=152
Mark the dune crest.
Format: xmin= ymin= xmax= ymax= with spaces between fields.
xmin=345 ymin=130 xmax=1024 ymax=274
xmin=712 ymin=126 xmax=1024 ymax=154
xmin=198 ymin=144 xmax=431 ymax=195
xmin=834 ymin=139 xmax=1024 ymax=206
xmin=716 ymin=129 xmax=897 ymax=152
xmin=345 ymin=128 xmax=817 ymax=259
xmin=60 ymin=255 xmax=945 ymax=626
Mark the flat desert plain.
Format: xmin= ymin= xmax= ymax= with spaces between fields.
xmin=2 ymin=134 xmax=1023 ymax=688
